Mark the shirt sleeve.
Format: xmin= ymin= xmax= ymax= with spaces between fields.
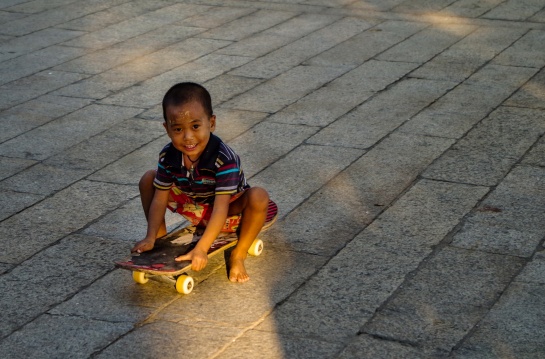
xmin=153 ymin=146 xmax=174 ymax=190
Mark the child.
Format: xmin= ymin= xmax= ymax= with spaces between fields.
xmin=131 ymin=82 xmax=270 ymax=283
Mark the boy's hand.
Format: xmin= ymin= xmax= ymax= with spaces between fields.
xmin=131 ymin=237 xmax=155 ymax=254
xmin=175 ymin=248 xmax=208 ymax=271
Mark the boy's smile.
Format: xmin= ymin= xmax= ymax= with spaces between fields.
xmin=164 ymin=100 xmax=216 ymax=165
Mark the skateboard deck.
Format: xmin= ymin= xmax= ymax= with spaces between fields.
xmin=115 ymin=200 xmax=278 ymax=294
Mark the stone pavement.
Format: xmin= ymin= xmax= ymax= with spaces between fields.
xmin=1 ymin=0 xmax=545 ymax=357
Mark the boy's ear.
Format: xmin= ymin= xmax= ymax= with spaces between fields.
xmin=210 ymin=115 xmax=216 ymax=132
xmin=162 ymin=121 xmax=168 ymax=131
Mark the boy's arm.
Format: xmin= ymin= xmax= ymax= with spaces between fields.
xmin=175 ymin=194 xmax=230 ymax=270
xmin=131 ymin=188 xmax=170 ymax=253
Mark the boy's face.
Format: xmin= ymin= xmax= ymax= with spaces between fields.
xmin=164 ymin=100 xmax=216 ymax=160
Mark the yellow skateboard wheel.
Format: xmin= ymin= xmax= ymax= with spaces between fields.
xmin=176 ymin=274 xmax=194 ymax=294
xmin=132 ymin=271 xmax=148 ymax=284
xmin=248 ymin=238 xmax=263 ymax=256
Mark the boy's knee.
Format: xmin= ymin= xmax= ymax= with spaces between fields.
xmin=248 ymin=187 xmax=269 ymax=208
xmin=139 ymin=170 xmax=156 ymax=191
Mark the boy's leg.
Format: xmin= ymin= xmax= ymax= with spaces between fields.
xmin=131 ymin=170 xmax=167 ymax=252
xmin=227 ymin=187 xmax=269 ymax=282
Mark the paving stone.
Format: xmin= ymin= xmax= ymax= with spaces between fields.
xmin=181 ymin=5 xmax=255 ymax=29
xmin=401 ymin=65 xmax=538 ymax=138
xmin=0 ymin=104 xmax=142 ymax=161
xmin=410 ymin=26 xmax=527 ymax=82
xmin=0 ymin=0 xmax=126 ymax=36
xmin=45 ymin=118 xmax=165 ymax=171
xmin=529 ymin=8 xmax=545 ymax=22
xmin=266 ymin=132 xmax=455 ymax=256
xmin=267 ymin=60 xmax=418 ymax=127
xmin=0 ymin=70 xmax=89 ymax=111
xmin=89 ymin=136 xmax=168 ymax=185
xmin=55 ymin=25 xmax=205 ymax=75
xmin=224 ymin=65 xmax=348 ymax=113
xmin=95 ymin=321 xmax=241 ymax=359
xmin=453 ymin=282 xmax=545 ymax=359
xmin=154 ymin=248 xmax=326 ymax=328
xmin=250 ymin=144 xmax=364 ymax=216
xmin=0 ymin=156 xmax=36 ymax=180
xmin=54 ymin=37 xmax=231 ymax=100
xmin=517 ymin=250 xmax=545 ymax=284
xmin=0 ymin=163 xmax=89 ymax=196
xmin=504 ymin=67 xmax=545 ymax=109
xmin=338 ymin=334 xmax=425 ymax=359
xmin=0 ymin=262 xmax=13 ymax=275
xmin=493 ymin=29 xmax=545 ymax=68
xmin=0 ymin=27 xmax=85 ymax=63
xmin=258 ymin=179 xmax=487 ymax=341
xmin=0 ymin=314 xmax=132 ymax=359
xmin=216 ymin=13 xmax=339 ymax=57
xmin=204 ymin=75 xmax=264 ymax=106
xmin=522 ymin=135 xmax=545 ymax=167
xmin=230 ymin=17 xmax=373 ymax=79
xmin=6 ymin=0 xmax=83 ymax=14
xmin=216 ymin=329 xmax=343 ymax=359
xmin=308 ymin=78 xmax=456 ymax=149
xmin=452 ymin=165 xmax=545 ymax=257
xmin=392 ymin=0 xmax=457 ymax=14
xmin=49 ymin=269 xmax=180 ymax=323
xmin=362 ymin=247 xmax=526 ymax=355
xmin=306 ymin=20 xmax=426 ymax=68
xmin=197 ymin=9 xmax=296 ymax=41
xmin=437 ymin=0 xmax=504 ymax=18
xmin=213 ymin=108 xmax=268 ymax=142
xmin=0 ymin=190 xmax=44 ymax=221
xmin=422 ymin=106 xmax=545 ymax=186
xmin=0 ymin=180 xmax=137 ymax=264
xmin=482 ymin=0 xmax=545 ymax=21
xmin=0 ymin=94 xmax=93 ymax=143
xmin=0 ymin=233 xmax=129 ymax=338
xmin=61 ymin=3 xmax=211 ymax=49
xmin=100 ymin=53 xmax=251 ymax=108
xmin=227 ymin=121 xmax=320 ymax=178
xmin=57 ymin=0 xmax=175 ymax=32
xmin=376 ymin=23 xmax=475 ymax=63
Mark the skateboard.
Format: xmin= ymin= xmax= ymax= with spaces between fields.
xmin=115 ymin=200 xmax=278 ymax=294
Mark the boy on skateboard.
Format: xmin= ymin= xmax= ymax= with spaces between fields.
xmin=131 ymin=82 xmax=270 ymax=283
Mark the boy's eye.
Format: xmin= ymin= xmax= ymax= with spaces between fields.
xmin=192 ymin=125 xmax=200 ymax=130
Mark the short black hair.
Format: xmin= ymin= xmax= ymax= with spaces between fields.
xmin=162 ymin=82 xmax=213 ymax=121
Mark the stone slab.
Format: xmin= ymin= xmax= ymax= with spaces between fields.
xmin=452 ymin=165 xmax=545 ymax=257
xmin=266 ymin=132 xmax=455 ymax=256
xmin=250 ymin=144 xmax=364 ymax=217
xmin=212 ymin=108 xmax=268 ymax=142
xmin=95 ymin=321 xmax=241 ymax=359
xmin=204 ymin=75 xmax=264 ymax=106
xmin=181 ymin=5 xmax=255 ymax=29
xmin=362 ymin=247 xmax=526 ymax=355
xmin=0 ymin=180 xmax=137 ymax=264
xmin=308 ymin=78 xmax=457 ymax=149
xmin=422 ymin=106 xmax=545 ymax=186
xmin=226 ymin=121 xmax=320 ymax=178
xmin=492 ymin=29 xmax=545 ymax=68
xmin=0 ymin=70 xmax=89 ymax=111
xmin=438 ymin=0 xmax=504 ymax=18
xmin=401 ymin=65 xmax=537 ymax=139
xmin=0 ymin=156 xmax=36 ymax=181
xmin=216 ymin=13 xmax=339 ymax=57
xmin=0 ymin=234 xmax=129 ymax=338
xmin=338 ymin=334 xmax=426 ymax=359
xmin=305 ymin=20 xmax=426 ymax=68
xmin=504 ymin=67 xmax=545 ymax=109
xmin=89 ymin=136 xmax=168 ymax=185
xmin=216 ymin=329 xmax=344 ymax=359
xmin=482 ymin=0 xmax=545 ymax=21
xmin=0 ymin=104 xmax=143 ymax=161
xmin=267 ymin=60 xmax=419 ymax=127
xmin=223 ymin=65 xmax=349 ymax=113
xmin=376 ymin=23 xmax=475 ymax=63
xmin=230 ymin=17 xmax=373 ymax=79
xmin=0 ymin=190 xmax=44 ymax=222
xmin=522 ymin=135 xmax=545 ymax=167
xmin=257 ymin=179 xmax=487 ymax=342
xmin=0 ymin=314 xmax=132 ymax=359
xmin=517 ymin=250 xmax=545 ymax=284
xmin=453 ymin=282 xmax=545 ymax=359
xmin=154 ymin=248 xmax=327 ymax=328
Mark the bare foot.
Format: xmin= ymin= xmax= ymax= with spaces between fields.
xmin=229 ymin=257 xmax=250 ymax=283
xmin=131 ymin=238 xmax=155 ymax=253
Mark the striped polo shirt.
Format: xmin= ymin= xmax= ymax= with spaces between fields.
xmin=153 ymin=134 xmax=249 ymax=205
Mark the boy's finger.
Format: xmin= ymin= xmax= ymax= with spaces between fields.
xmin=175 ymin=253 xmax=190 ymax=262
